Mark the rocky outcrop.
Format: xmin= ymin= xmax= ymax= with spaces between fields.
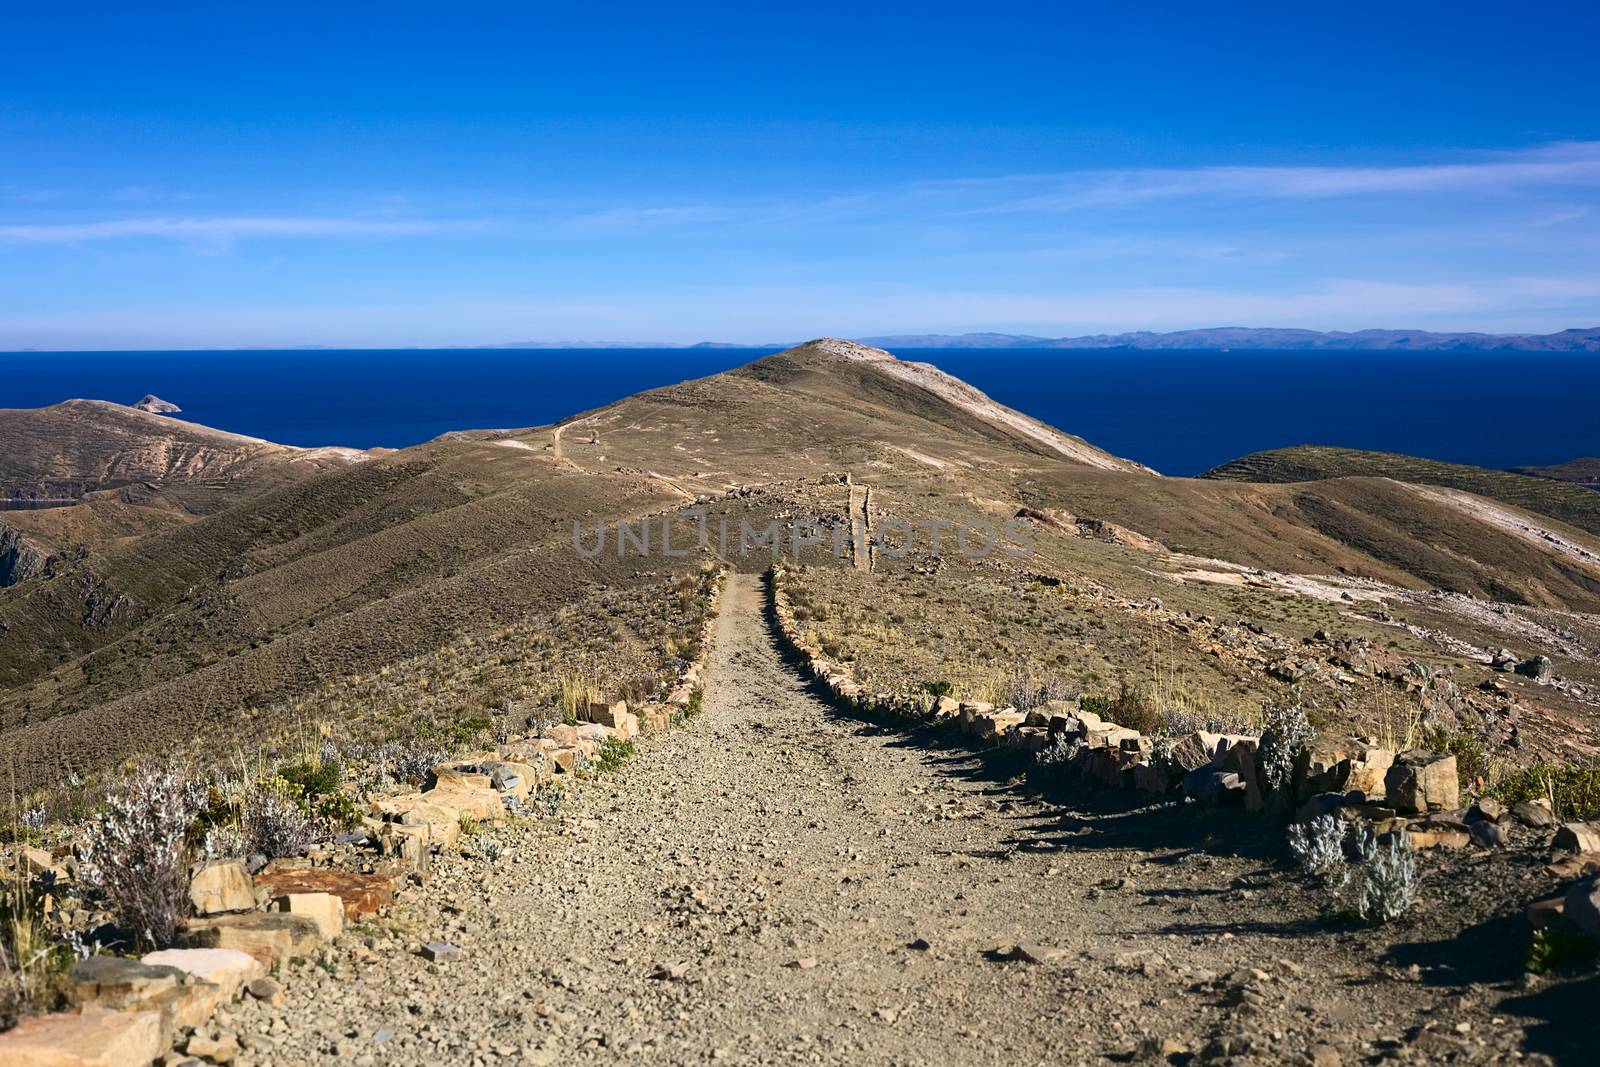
xmin=132 ymin=395 xmax=182 ymax=415
xmin=0 ymin=520 xmax=48 ymax=586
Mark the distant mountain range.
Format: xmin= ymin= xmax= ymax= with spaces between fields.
xmin=473 ymin=326 xmax=1600 ymax=352
xmin=854 ymin=326 xmax=1600 ymax=351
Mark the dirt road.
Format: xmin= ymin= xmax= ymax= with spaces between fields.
xmin=250 ymin=574 xmax=1549 ymax=1065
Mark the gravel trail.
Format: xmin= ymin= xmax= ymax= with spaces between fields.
xmin=247 ymin=574 xmax=1540 ymax=1066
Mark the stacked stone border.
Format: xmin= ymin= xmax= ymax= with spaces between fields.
xmin=770 ymin=565 xmax=1600 ymax=943
xmin=0 ymin=570 xmax=729 ymax=1065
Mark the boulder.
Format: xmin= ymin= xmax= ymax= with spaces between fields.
xmin=1184 ymin=768 xmax=1245 ymax=806
xmin=177 ymin=912 xmax=323 ymax=967
xmin=972 ymin=710 xmax=1025 ymax=742
xmin=1468 ymin=821 xmax=1507 ymax=849
xmin=188 ymin=860 xmax=255 ymax=916
xmin=543 ymin=724 xmax=580 ymax=746
xmin=1546 ymin=853 xmax=1600 ymax=880
xmin=252 ymin=866 xmax=396 ymax=920
xmin=1004 ymin=725 xmax=1051 ymax=754
xmin=425 ymin=769 xmax=506 ymax=821
xmin=141 ymin=948 xmax=264 ymax=1002
xmin=67 ymin=956 xmax=221 ymax=1033
xmin=272 ymin=892 xmax=344 ymax=940
xmin=1515 ymin=656 xmax=1554 ymax=683
xmin=1554 ymin=822 xmax=1600 ymax=853
xmin=1405 ymin=828 xmax=1470 ymax=850
xmin=1563 ymin=876 xmax=1600 ymax=942
xmin=0 ymin=1006 xmax=163 ymax=1067
xmin=370 ymin=795 xmax=464 ymax=849
xmin=379 ymin=821 xmax=431 ymax=872
xmin=1512 ymin=800 xmax=1556 ymax=829
xmin=1085 ymin=724 xmax=1141 ymax=750
xmin=20 ymin=846 xmax=63 ymax=878
xmin=930 ymin=696 xmax=961 ymax=721
xmin=1088 ymin=748 xmax=1132 ymax=787
xmin=1132 ymin=761 xmax=1174 ymax=795
xmin=1046 ymin=712 xmax=1085 ymax=738
xmin=582 ymin=699 xmax=630 ymax=729
xmin=957 ymin=701 xmax=993 ymax=732
xmin=1468 ymin=798 xmax=1506 ymax=824
xmin=1221 ymin=742 xmax=1266 ymax=812
xmin=1296 ymin=793 xmax=1346 ymax=823
xmin=1384 ymin=752 xmax=1459 ymax=814
xmin=1169 ymin=732 xmax=1226 ymax=773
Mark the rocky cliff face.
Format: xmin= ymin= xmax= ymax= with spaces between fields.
xmin=0 ymin=522 xmax=48 ymax=587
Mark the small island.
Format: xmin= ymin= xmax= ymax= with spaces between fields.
xmin=132 ymin=394 xmax=182 ymax=414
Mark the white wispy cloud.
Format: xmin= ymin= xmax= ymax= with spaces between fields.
xmin=0 ymin=215 xmax=484 ymax=245
xmin=925 ymin=141 xmax=1600 ymax=214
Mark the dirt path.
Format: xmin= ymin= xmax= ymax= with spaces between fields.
xmin=247 ymin=574 xmax=1545 ymax=1066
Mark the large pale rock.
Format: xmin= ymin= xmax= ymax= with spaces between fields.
xmin=543 ymin=724 xmax=580 ymax=746
xmin=426 ymin=768 xmax=505 ymax=821
xmin=1554 ymin=822 xmax=1600 ymax=853
xmin=370 ymin=795 xmax=464 ymax=849
xmin=177 ymin=912 xmax=322 ymax=967
xmin=253 ymin=866 xmax=396 ymax=920
xmin=0 ymin=1006 xmax=163 ymax=1067
xmin=582 ymin=699 xmax=629 ymax=729
xmin=1085 ymin=724 xmax=1141 ymax=750
xmin=957 ymin=701 xmax=993 ymax=732
xmin=378 ymin=822 xmax=431 ymax=872
xmin=1405 ymin=828 xmax=1470 ymax=850
xmin=141 ymin=948 xmax=264 ymax=1002
xmin=188 ymin=860 xmax=255 ymax=915
xmin=1384 ymin=752 xmax=1459 ymax=814
xmin=1298 ymin=740 xmax=1394 ymax=800
xmin=273 ymin=891 xmax=344 ymax=940
xmin=1003 ymin=725 xmax=1050 ymax=754
xmin=21 ymin=846 xmax=64 ymax=879
xmin=930 ymin=696 xmax=961 ymax=722
xmin=68 ymin=956 xmax=221 ymax=1033
xmin=972 ymin=709 xmax=1025 ymax=742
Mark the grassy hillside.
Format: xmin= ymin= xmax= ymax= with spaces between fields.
xmin=1513 ymin=457 xmax=1600 ymax=485
xmin=5 ymin=340 xmax=1600 ymax=789
xmin=1204 ymin=444 xmax=1600 ymax=537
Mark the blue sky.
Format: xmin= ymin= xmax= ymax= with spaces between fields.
xmin=3 ymin=2 xmax=1598 ymax=348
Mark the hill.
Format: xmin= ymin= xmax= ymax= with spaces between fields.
xmin=1203 ymin=444 xmax=1600 ymax=538
xmin=3 ymin=340 xmax=1600 ymax=793
xmin=1513 ymin=457 xmax=1600 ymax=487
xmin=0 ymin=398 xmax=370 ymax=507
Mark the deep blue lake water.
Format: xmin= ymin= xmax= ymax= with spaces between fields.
xmin=1 ymin=347 xmax=1595 ymax=476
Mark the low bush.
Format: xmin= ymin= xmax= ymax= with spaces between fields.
xmin=279 ymin=760 xmax=341 ymax=797
xmin=594 ymin=738 xmax=636 ymax=774
xmin=1258 ymin=700 xmax=1316 ymax=793
xmin=242 ymin=779 xmax=316 ymax=859
xmin=1491 ymin=760 xmax=1600 ymax=822
xmin=1358 ymin=838 xmax=1417 ymax=924
xmin=79 ymin=765 xmax=197 ymax=949
xmin=1287 ymin=815 xmax=1346 ymax=878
